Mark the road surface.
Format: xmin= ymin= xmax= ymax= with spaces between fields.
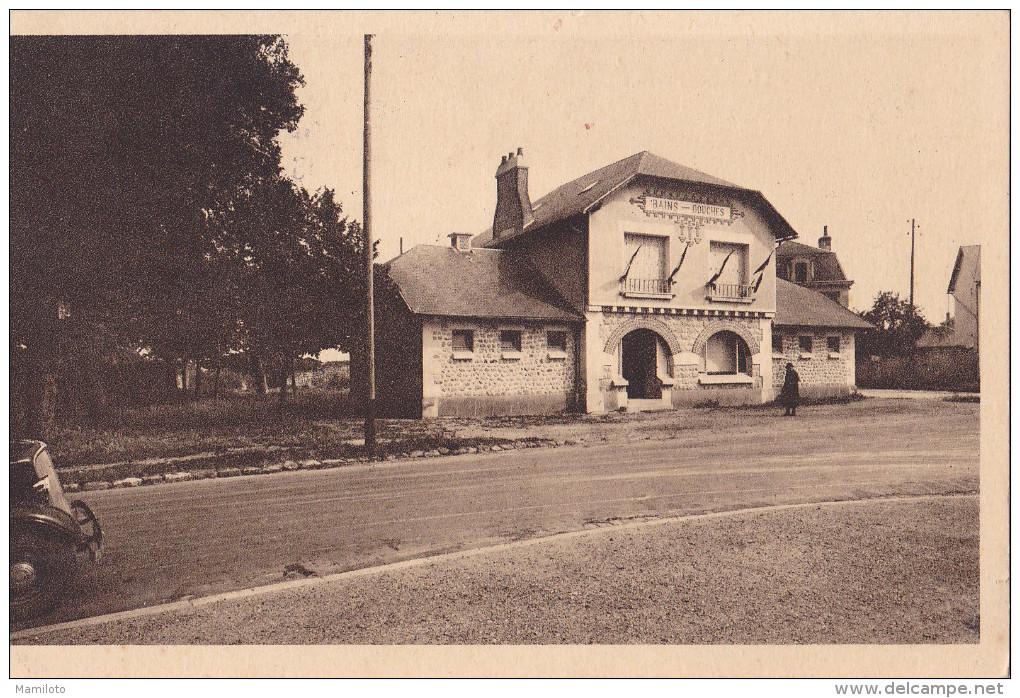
xmin=14 ymin=402 xmax=979 ymax=631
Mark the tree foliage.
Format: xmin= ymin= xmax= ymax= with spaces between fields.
xmin=857 ymin=292 xmax=931 ymax=357
xmin=11 ymin=35 xmax=363 ymax=432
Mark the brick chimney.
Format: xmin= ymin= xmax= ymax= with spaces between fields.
xmin=818 ymin=225 xmax=832 ymax=250
xmin=448 ymin=232 xmax=472 ymax=252
xmin=492 ymin=147 xmax=534 ymax=241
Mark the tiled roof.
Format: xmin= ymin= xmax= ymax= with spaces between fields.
xmin=774 ymin=278 xmax=873 ymax=330
xmin=475 ymin=151 xmax=798 ymax=247
xmin=381 ymin=245 xmax=583 ymax=322
xmin=777 ymin=240 xmax=849 ymax=282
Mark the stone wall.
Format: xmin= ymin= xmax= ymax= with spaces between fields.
xmin=422 ymin=318 xmax=577 ymax=416
xmin=772 ymin=328 xmax=856 ymax=399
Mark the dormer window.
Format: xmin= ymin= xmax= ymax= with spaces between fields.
xmin=794 ymin=261 xmax=809 ymax=283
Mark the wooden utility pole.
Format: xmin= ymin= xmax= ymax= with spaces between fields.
xmin=909 ymin=218 xmax=916 ymax=311
xmin=363 ymin=34 xmax=376 ymax=457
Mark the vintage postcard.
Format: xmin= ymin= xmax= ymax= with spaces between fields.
xmin=8 ymin=10 xmax=1009 ymax=680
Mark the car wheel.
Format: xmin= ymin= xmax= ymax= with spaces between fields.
xmin=10 ymin=529 xmax=72 ymax=621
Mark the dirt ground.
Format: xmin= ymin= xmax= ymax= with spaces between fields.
xmin=20 ymin=495 xmax=978 ymax=645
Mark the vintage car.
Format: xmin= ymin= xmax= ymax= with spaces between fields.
xmin=10 ymin=440 xmax=102 ymax=620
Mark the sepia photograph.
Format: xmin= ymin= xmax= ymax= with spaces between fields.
xmin=8 ymin=9 xmax=1009 ymax=681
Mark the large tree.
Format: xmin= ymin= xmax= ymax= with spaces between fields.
xmin=230 ymin=179 xmax=364 ymax=402
xmin=11 ymin=35 xmax=305 ymax=434
xmin=857 ymin=292 xmax=931 ymax=357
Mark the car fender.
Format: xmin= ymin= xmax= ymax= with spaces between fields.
xmin=10 ymin=505 xmax=83 ymax=545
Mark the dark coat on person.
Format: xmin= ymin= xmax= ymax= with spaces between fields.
xmin=778 ymin=366 xmax=801 ymax=407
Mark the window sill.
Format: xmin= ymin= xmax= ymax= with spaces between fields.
xmin=621 ymin=291 xmax=674 ymax=300
xmin=451 ymin=350 xmax=474 ymax=361
xmin=501 ymin=351 xmax=523 ymax=360
xmin=799 ymin=352 xmax=815 ymax=360
xmin=705 ymin=295 xmax=755 ymax=304
xmin=827 ymin=351 xmax=842 ymax=359
xmin=698 ymin=373 xmax=754 ymax=385
xmin=546 ymin=350 xmax=568 ymax=360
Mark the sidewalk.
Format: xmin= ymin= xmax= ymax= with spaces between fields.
xmin=857 ymin=388 xmax=979 ymax=400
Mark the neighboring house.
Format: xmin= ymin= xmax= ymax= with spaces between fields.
xmin=776 ymin=227 xmax=853 ymax=307
xmin=294 ymin=360 xmax=350 ymax=391
xmin=917 ymin=246 xmax=981 ymax=352
xmin=773 ymin=278 xmax=873 ymax=399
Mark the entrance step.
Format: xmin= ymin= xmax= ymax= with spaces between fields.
xmin=626 ymin=399 xmax=671 ymax=413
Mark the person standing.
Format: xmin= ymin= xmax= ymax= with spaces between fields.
xmin=778 ymin=362 xmax=801 ymax=416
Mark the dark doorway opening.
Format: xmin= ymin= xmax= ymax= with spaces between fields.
xmin=622 ymin=329 xmax=662 ymax=399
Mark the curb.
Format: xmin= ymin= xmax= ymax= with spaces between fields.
xmin=11 ymin=491 xmax=978 ymax=641
xmin=63 ymin=438 xmax=583 ymax=493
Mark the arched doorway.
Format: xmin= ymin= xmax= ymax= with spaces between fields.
xmin=621 ymin=329 xmax=663 ymax=399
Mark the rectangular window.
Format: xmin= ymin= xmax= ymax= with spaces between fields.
xmin=772 ymin=331 xmax=783 ymax=353
xmin=827 ymin=335 xmax=841 ymax=352
xmin=500 ymin=330 xmax=522 ymax=352
xmin=799 ymin=335 xmax=813 ymax=353
xmin=452 ymin=329 xmax=474 ymax=352
xmin=622 ymin=233 xmax=669 ymax=294
xmin=709 ymin=241 xmax=749 ymax=286
xmin=547 ymin=330 xmax=567 ymax=351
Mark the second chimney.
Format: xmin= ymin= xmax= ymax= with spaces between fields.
xmin=492 ymin=147 xmax=534 ymax=241
xmin=818 ymin=225 xmax=832 ymax=250
xmin=448 ymin=232 xmax=473 ymax=252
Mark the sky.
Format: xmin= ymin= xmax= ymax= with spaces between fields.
xmin=276 ymin=12 xmax=1007 ymax=321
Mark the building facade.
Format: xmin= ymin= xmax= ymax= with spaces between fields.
xmin=375 ymin=149 xmax=868 ymax=417
xmin=946 ymin=245 xmax=981 ymax=350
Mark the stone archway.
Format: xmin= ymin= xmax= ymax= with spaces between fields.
xmin=691 ymin=321 xmax=760 ymax=356
xmin=603 ymin=317 xmax=685 ymax=356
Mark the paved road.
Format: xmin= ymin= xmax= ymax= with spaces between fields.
xmin=15 ymin=404 xmax=979 ymax=630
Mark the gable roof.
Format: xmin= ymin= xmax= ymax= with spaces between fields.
xmin=475 ymin=151 xmax=799 ymax=247
xmin=776 ymin=240 xmax=850 ymax=283
xmin=947 ymin=245 xmax=981 ymax=294
xmin=774 ymin=278 xmax=873 ymax=330
xmin=381 ymin=245 xmax=583 ymax=322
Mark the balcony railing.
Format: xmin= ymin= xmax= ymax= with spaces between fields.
xmin=624 ymin=277 xmax=672 ymax=296
xmin=706 ymin=282 xmax=755 ymax=302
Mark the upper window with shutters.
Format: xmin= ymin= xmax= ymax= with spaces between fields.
xmin=705 ymin=241 xmax=752 ymax=303
xmin=620 ymin=232 xmax=673 ymax=299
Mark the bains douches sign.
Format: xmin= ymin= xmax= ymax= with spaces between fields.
xmin=629 ymin=189 xmax=741 ymax=244
xmin=645 ymin=196 xmax=731 ymax=221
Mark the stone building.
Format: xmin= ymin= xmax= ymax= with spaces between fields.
xmin=773 ymin=278 xmax=872 ymax=399
xmin=375 ymin=149 xmax=868 ymax=417
xmin=773 ymin=226 xmax=872 ymax=398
